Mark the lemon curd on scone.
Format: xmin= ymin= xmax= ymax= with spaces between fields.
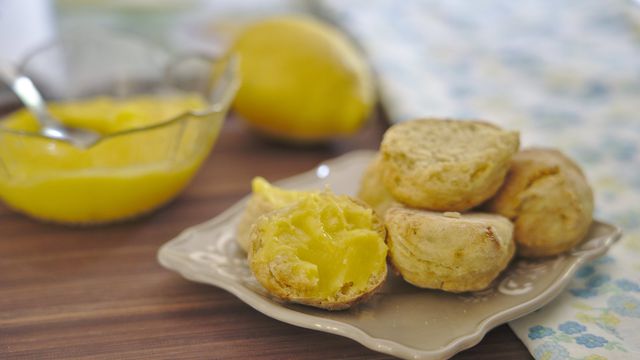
xmin=236 ymin=177 xmax=312 ymax=252
xmin=0 ymin=94 xmax=217 ymax=224
xmin=248 ymin=192 xmax=388 ymax=310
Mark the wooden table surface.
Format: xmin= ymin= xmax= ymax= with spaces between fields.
xmin=0 ymin=111 xmax=533 ymax=359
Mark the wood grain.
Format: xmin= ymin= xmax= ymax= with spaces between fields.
xmin=0 ymin=111 xmax=533 ymax=359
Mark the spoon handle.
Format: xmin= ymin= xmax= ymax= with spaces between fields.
xmin=0 ymin=61 xmax=61 ymax=129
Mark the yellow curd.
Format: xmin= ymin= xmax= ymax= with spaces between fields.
xmin=236 ymin=176 xmax=314 ymax=251
xmin=0 ymin=95 xmax=217 ymax=224
xmin=250 ymin=191 xmax=388 ymax=302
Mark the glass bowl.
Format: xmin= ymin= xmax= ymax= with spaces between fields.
xmin=0 ymin=32 xmax=238 ymax=224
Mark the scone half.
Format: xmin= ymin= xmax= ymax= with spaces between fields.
xmin=386 ymin=208 xmax=515 ymax=293
xmin=486 ymin=148 xmax=594 ymax=258
xmin=380 ymin=118 xmax=519 ymax=211
xmin=249 ymin=193 xmax=388 ymax=310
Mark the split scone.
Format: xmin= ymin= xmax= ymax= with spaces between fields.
xmin=385 ymin=208 xmax=515 ymax=292
xmin=380 ymin=119 xmax=520 ymax=211
xmin=486 ymin=148 xmax=594 ymax=258
xmin=236 ymin=177 xmax=309 ymax=252
xmin=249 ymin=192 xmax=388 ymax=310
xmin=357 ymin=153 xmax=401 ymax=216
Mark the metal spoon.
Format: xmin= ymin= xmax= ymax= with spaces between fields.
xmin=0 ymin=62 xmax=101 ymax=149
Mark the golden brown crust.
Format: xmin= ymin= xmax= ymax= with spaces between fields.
xmin=357 ymin=153 xmax=402 ymax=216
xmin=236 ymin=194 xmax=277 ymax=252
xmin=379 ymin=118 xmax=519 ymax=211
xmin=485 ymin=148 xmax=594 ymax=258
xmin=385 ymin=208 xmax=515 ymax=293
xmin=261 ymin=265 xmax=387 ymax=311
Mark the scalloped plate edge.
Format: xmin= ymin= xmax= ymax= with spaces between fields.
xmin=158 ymin=150 xmax=623 ymax=360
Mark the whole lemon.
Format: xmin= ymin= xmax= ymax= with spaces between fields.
xmin=230 ymin=16 xmax=375 ymax=142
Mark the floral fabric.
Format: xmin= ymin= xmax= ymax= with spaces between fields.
xmin=321 ymin=0 xmax=640 ymax=358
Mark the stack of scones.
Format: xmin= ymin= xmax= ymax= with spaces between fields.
xmin=236 ymin=118 xmax=595 ymax=310
xmin=359 ymin=118 xmax=594 ymax=293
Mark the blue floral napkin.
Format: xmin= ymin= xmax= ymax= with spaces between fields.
xmin=320 ymin=0 xmax=640 ymax=358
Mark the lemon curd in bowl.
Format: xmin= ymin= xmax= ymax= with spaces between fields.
xmin=0 ymin=95 xmax=227 ymax=224
xmin=0 ymin=33 xmax=238 ymax=224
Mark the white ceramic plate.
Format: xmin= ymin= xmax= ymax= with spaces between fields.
xmin=158 ymin=150 xmax=621 ymax=360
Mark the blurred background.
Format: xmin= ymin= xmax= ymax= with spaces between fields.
xmin=0 ymin=0 xmax=322 ymax=70
xmin=2 ymin=0 xmax=640 ymax=131
xmin=2 ymin=0 xmax=640 ymax=216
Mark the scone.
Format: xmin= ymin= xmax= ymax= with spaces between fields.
xmin=485 ymin=148 xmax=594 ymax=258
xmin=380 ymin=119 xmax=520 ymax=211
xmin=236 ymin=177 xmax=309 ymax=252
xmin=357 ymin=153 xmax=401 ymax=216
xmin=385 ymin=208 xmax=515 ymax=292
xmin=249 ymin=192 xmax=388 ymax=310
